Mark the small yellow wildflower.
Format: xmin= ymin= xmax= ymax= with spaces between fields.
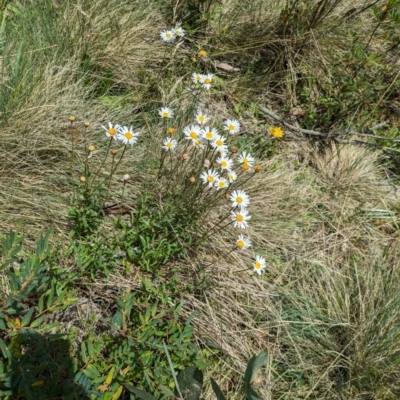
xmin=198 ymin=50 xmax=207 ymax=58
xmin=270 ymin=126 xmax=284 ymax=138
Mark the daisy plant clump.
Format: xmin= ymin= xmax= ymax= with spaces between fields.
xmin=152 ymin=102 xmax=266 ymax=275
xmin=69 ymin=29 xmax=266 ymax=275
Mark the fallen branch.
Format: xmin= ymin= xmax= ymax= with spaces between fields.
xmin=259 ymin=105 xmax=400 ymax=144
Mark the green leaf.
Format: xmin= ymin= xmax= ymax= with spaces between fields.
xmin=244 ymin=351 xmax=267 ymax=389
xmin=30 ymin=314 xmax=46 ymax=328
xmin=210 ymin=378 xmax=226 ymax=400
xmin=176 ymin=366 xmax=203 ymax=400
xmin=81 ymin=342 xmax=88 ymax=363
xmin=123 ymin=384 xmax=158 ymax=400
xmin=20 ymin=307 xmax=34 ymax=327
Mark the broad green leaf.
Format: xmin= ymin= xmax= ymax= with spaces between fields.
xmin=244 ymin=351 xmax=267 ymax=389
xmin=21 ymin=308 xmax=34 ymax=327
xmin=210 ymin=378 xmax=226 ymax=400
xmin=30 ymin=314 xmax=46 ymax=328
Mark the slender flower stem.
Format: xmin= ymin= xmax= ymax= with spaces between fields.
xmin=90 ymin=137 xmax=113 ymax=189
xmin=106 ymin=145 xmax=127 ymax=195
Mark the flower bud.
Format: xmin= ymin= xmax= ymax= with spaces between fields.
xmin=255 ymin=165 xmax=262 ymax=173
xmin=243 ymin=163 xmax=250 ymax=171
xmin=80 ymin=176 xmax=86 ymax=182
xmin=69 ymin=115 xmax=76 ymax=122
xmin=231 ymin=146 xmax=238 ymax=153
xmin=122 ymin=174 xmax=131 ymax=182
xmin=88 ymin=145 xmax=95 ymax=152
xmin=84 ymin=121 xmax=90 ymax=127
xmin=111 ymin=149 xmax=118 ymax=155
xmin=168 ymin=127 xmax=176 ymax=135
xmin=203 ymin=159 xmax=211 ymax=167
xmin=189 ymin=176 xmax=195 ymax=183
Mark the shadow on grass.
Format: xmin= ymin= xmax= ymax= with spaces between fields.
xmin=0 ymin=328 xmax=98 ymax=400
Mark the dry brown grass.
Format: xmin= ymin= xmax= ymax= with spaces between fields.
xmin=177 ymin=142 xmax=400 ymax=398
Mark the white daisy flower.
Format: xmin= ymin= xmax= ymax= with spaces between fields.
xmin=202 ymin=73 xmax=214 ymax=90
xmin=231 ymin=208 xmax=251 ymax=229
xmin=238 ymin=151 xmax=254 ymax=167
xmin=160 ymin=30 xmax=176 ymax=43
xmin=230 ymin=189 xmax=250 ymax=208
xmin=173 ymin=25 xmax=185 ymax=37
xmin=227 ymin=170 xmax=237 ymax=183
xmin=211 ymin=135 xmax=228 ymax=153
xmin=200 ymin=169 xmax=219 ymax=188
xmin=192 ymin=73 xmax=204 ymax=84
xmin=101 ymin=122 xmax=120 ymax=140
xmin=216 ymin=156 xmax=233 ymax=171
xmin=215 ymin=177 xmax=229 ymax=190
xmin=236 ymin=234 xmax=251 ymax=250
xmin=201 ymin=126 xmax=219 ymax=141
xmin=224 ymin=119 xmax=240 ymax=135
xmin=162 ymin=137 xmax=178 ymax=151
xmin=192 ymin=139 xmax=205 ymax=150
xmin=117 ymin=126 xmax=140 ymax=145
xmin=253 ymin=255 xmax=267 ymax=275
xmin=195 ymin=110 xmax=209 ymax=125
xmin=183 ymin=124 xmax=202 ymax=142
xmin=159 ymin=106 xmax=174 ymax=119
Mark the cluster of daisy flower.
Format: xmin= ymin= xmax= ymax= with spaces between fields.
xmin=101 ymin=122 xmax=140 ymax=146
xmin=160 ymin=25 xmax=185 ymax=43
xmin=191 ymin=72 xmax=214 ymax=90
xmin=158 ymin=106 xmax=267 ymax=275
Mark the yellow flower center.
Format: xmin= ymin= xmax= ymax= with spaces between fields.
xmin=167 ymin=142 xmax=173 ymax=148
xmin=204 ymin=78 xmax=211 ymax=84
xmin=228 ymin=124 xmax=234 ymax=131
xmin=237 ymin=240 xmax=245 ymax=248
xmin=168 ymin=127 xmax=176 ymax=134
xmin=175 ymin=30 xmax=181 ymax=35
xmin=198 ymin=115 xmax=205 ymax=122
xmin=190 ymin=132 xmax=198 ymax=139
xmin=108 ymin=128 xmax=117 ymax=136
xmin=125 ymin=132 xmax=133 ymax=140
xmin=255 ymin=262 xmax=262 ymax=270
xmin=243 ymin=164 xmax=250 ymax=171
xmin=221 ymin=161 xmax=228 ymax=168
xmin=236 ymin=196 xmax=243 ymax=203
xmin=196 ymin=75 xmax=201 ymax=81
xmin=218 ymin=181 xmax=225 ymax=188
xmin=194 ymin=140 xmax=202 ymax=147
xmin=162 ymin=112 xmax=169 ymax=118
xmin=207 ymin=176 xmax=214 ymax=183
xmin=216 ymin=139 xmax=223 ymax=146
xmin=166 ymin=33 xmax=171 ymax=38
xmin=236 ymin=214 xmax=244 ymax=222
